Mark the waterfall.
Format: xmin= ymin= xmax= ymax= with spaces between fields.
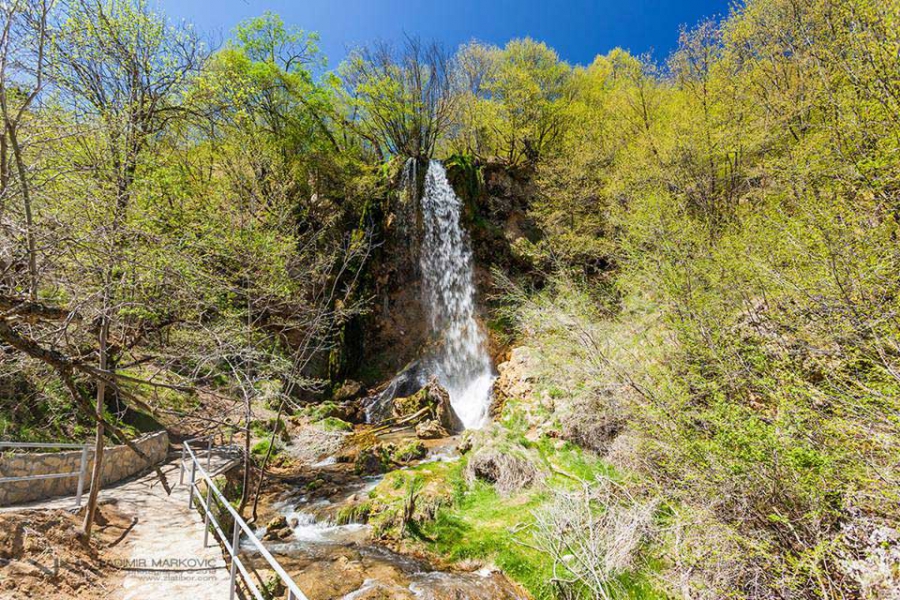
xmin=419 ymin=160 xmax=494 ymax=429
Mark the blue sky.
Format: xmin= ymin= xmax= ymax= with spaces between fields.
xmin=156 ymin=0 xmax=733 ymax=68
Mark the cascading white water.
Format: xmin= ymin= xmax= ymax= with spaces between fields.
xmin=419 ymin=160 xmax=494 ymax=429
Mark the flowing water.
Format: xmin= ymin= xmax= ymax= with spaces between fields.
xmin=251 ymin=445 xmax=526 ymax=600
xmin=419 ymin=160 xmax=494 ymax=429
xmin=364 ymin=159 xmax=495 ymax=429
xmin=252 ymin=160 xmax=519 ymax=598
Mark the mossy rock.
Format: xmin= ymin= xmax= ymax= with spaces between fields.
xmin=251 ymin=438 xmax=280 ymax=458
xmin=333 ymin=380 xmax=363 ymax=401
xmin=393 ymin=386 xmax=436 ymax=418
xmin=335 ymin=501 xmax=372 ymax=525
xmin=250 ymin=417 xmax=290 ymax=442
xmin=302 ymin=401 xmax=354 ymax=422
xmin=392 ymin=440 xmax=427 ymax=463
xmin=315 ymin=417 xmax=353 ymax=432
xmin=392 ymin=377 xmax=463 ymax=433
xmin=354 ymin=445 xmax=392 ymax=475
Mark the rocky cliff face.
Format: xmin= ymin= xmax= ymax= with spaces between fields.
xmin=344 ymin=157 xmax=543 ymax=390
xmin=446 ymin=158 xmax=544 ymax=361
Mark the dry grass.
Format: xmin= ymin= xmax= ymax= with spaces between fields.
xmin=465 ymin=447 xmax=544 ymax=496
xmin=532 ymin=476 xmax=657 ymax=600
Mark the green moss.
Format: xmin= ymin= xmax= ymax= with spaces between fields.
xmin=444 ymin=153 xmax=483 ymax=206
xmin=315 ymin=417 xmax=353 ymax=432
xmin=363 ymin=438 xmax=661 ymax=599
xmin=335 ymin=501 xmax=372 ymax=525
xmin=301 ymin=401 xmax=340 ymax=421
xmin=393 ymin=386 xmax=437 ymax=417
xmin=251 ymin=438 xmax=280 ymax=458
xmin=391 ymin=440 xmax=427 ymax=462
xmin=424 ymin=477 xmax=553 ymax=597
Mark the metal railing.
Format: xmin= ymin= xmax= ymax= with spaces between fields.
xmin=0 ymin=441 xmax=92 ymax=507
xmin=181 ymin=437 xmax=308 ymax=600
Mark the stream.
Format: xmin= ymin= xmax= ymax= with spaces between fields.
xmin=244 ymin=160 xmax=520 ymax=599
xmin=246 ymin=440 xmax=525 ymax=600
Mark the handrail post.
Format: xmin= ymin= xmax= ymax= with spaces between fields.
xmin=206 ymin=437 xmax=212 ymax=472
xmin=229 ymin=517 xmax=240 ymax=600
xmin=75 ymin=445 xmax=89 ymax=508
xmin=203 ymin=483 xmax=212 ymax=547
xmin=179 ymin=446 xmax=186 ymax=485
xmin=188 ymin=459 xmax=197 ymax=508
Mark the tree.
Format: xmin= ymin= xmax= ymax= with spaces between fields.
xmin=340 ymin=37 xmax=455 ymax=160
xmin=448 ymin=38 xmax=572 ymax=165
xmin=0 ymin=0 xmax=52 ymax=300
xmin=185 ymin=12 xmax=372 ymax=517
xmin=49 ymin=0 xmax=206 ymax=538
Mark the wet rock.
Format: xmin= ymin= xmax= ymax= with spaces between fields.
xmin=394 ymin=377 xmax=462 ymax=433
xmin=391 ymin=441 xmax=427 ymax=463
xmin=365 ymin=361 xmax=429 ymax=423
xmin=355 ymin=445 xmax=390 ymax=475
xmin=334 ymin=380 xmax=364 ymax=401
xmin=292 ymin=555 xmax=367 ymax=599
xmin=343 ymin=582 xmax=416 ymax=599
xmin=457 ymin=433 xmax=473 ymax=454
xmin=262 ymin=515 xmax=289 ymax=541
xmin=267 ymin=515 xmax=287 ymax=529
xmin=416 ymin=420 xmax=448 ymax=439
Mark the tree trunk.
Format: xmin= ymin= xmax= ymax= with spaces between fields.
xmin=7 ymin=125 xmax=38 ymax=301
xmin=249 ymin=399 xmax=284 ymax=524
xmin=238 ymin=393 xmax=252 ymax=515
xmin=0 ymin=318 xmax=171 ymax=493
xmin=0 ymin=131 xmax=8 ymax=216
xmin=82 ymin=313 xmax=109 ymax=539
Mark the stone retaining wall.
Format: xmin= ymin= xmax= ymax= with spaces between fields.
xmin=0 ymin=431 xmax=169 ymax=506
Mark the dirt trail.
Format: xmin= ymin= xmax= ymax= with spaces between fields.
xmin=1 ymin=451 xmax=237 ymax=600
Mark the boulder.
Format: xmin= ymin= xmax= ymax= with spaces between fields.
xmin=491 ymin=346 xmax=539 ymax=417
xmin=262 ymin=515 xmax=290 ymax=541
xmin=416 ymin=419 xmax=447 ymax=440
xmin=354 ymin=445 xmax=390 ymax=475
xmin=364 ymin=361 xmax=429 ymax=423
xmin=333 ymin=380 xmax=363 ymax=401
xmin=304 ymin=401 xmax=357 ymax=422
xmin=393 ymin=377 xmax=463 ymax=433
xmin=494 ymin=347 xmax=538 ymax=400
xmin=391 ymin=441 xmax=427 ymax=462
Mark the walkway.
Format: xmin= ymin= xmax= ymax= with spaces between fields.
xmin=2 ymin=449 xmax=240 ymax=600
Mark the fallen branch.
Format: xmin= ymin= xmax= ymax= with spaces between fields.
xmin=0 ymin=319 xmax=171 ymax=494
xmin=363 ymin=406 xmax=433 ymax=437
xmin=0 ymin=294 xmax=81 ymax=322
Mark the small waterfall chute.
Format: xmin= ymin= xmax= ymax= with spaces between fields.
xmin=418 ymin=160 xmax=494 ymax=429
xmin=364 ymin=158 xmax=494 ymax=430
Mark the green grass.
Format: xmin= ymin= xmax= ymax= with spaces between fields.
xmin=364 ymin=431 xmax=668 ymax=599
xmin=423 ymin=479 xmax=555 ymax=598
xmin=251 ymin=437 xmax=279 ymax=458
